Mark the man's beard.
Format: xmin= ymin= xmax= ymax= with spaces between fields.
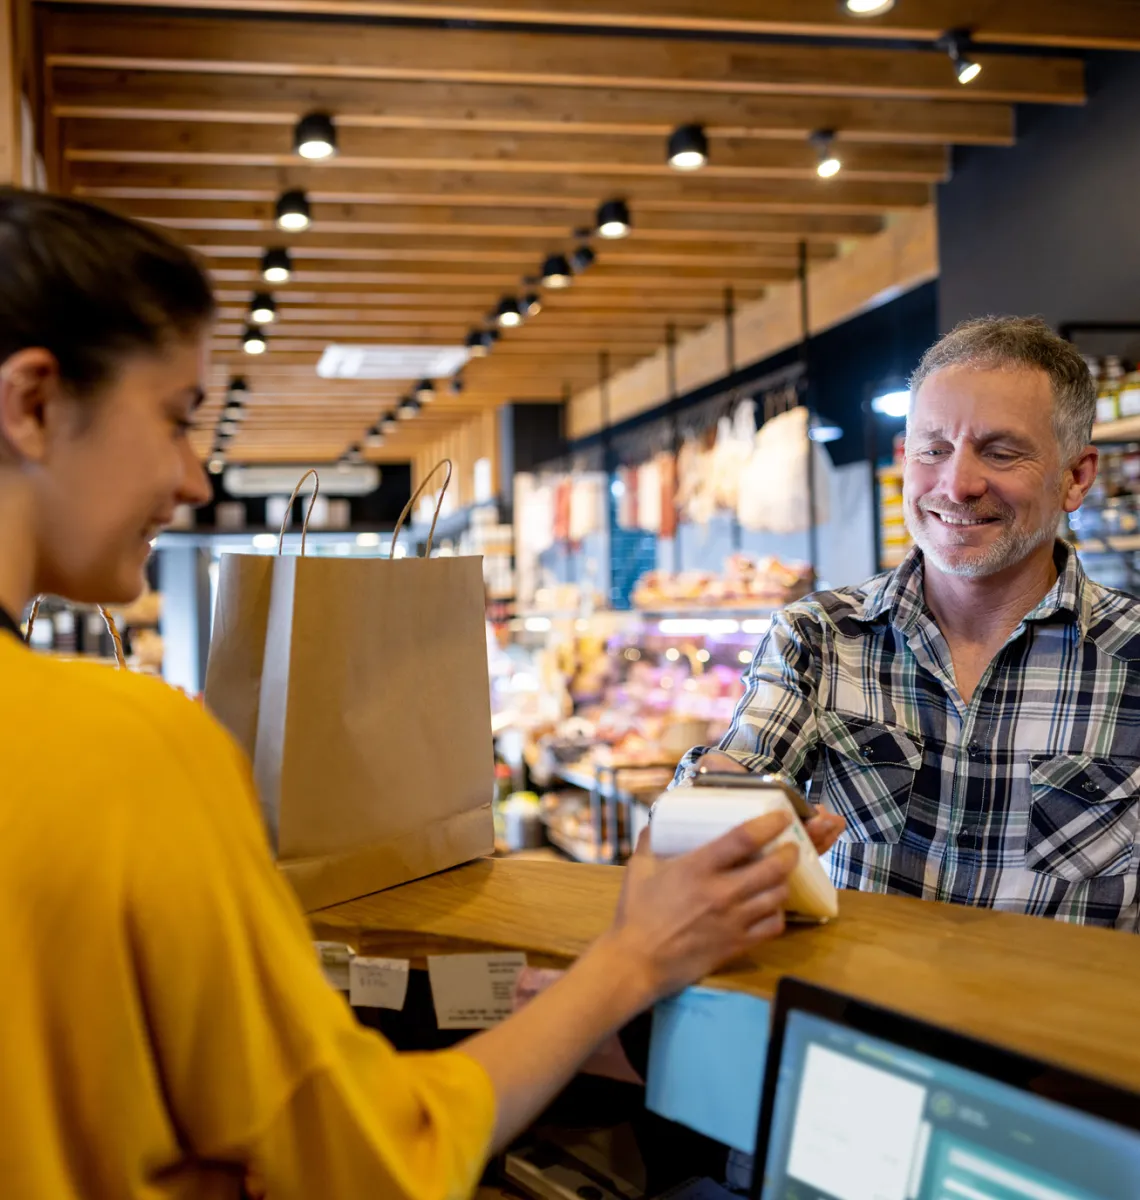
xmin=904 ymin=495 xmax=1060 ymax=579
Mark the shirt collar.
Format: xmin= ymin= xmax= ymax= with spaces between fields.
xmin=857 ymin=541 xmax=1090 ymax=639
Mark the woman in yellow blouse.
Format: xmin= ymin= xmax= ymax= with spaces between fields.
xmin=0 ymin=188 xmax=844 ymax=1199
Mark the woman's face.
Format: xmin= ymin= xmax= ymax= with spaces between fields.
xmin=29 ymin=336 xmax=212 ymax=605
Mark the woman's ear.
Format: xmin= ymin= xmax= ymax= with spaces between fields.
xmin=0 ymin=348 xmax=60 ymax=463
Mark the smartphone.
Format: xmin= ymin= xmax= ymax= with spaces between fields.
xmin=694 ymin=767 xmax=817 ymax=823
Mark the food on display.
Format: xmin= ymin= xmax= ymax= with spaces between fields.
xmin=632 ymin=554 xmax=813 ymax=609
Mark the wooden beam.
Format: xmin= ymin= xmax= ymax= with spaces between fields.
xmin=99 ymin=196 xmax=887 ymax=241
xmin=210 ymin=287 xmax=751 ymax=310
xmin=61 ymin=120 xmax=951 ymax=183
xmin=40 ymin=0 xmax=1140 ymax=52
xmin=49 ymin=68 xmax=1017 ymax=147
xmin=202 ymin=262 xmax=795 ymax=286
xmin=43 ymin=13 xmax=1085 ymax=105
xmin=69 ymin=165 xmax=933 ymax=215
xmin=0 ymin=0 xmax=18 ymax=183
xmin=181 ymin=231 xmax=838 ymax=269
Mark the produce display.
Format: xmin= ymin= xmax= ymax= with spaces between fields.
xmin=632 ymin=553 xmax=814 ymax=609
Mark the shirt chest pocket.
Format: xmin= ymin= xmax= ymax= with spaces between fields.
xmin=1027 ymin=755 xmax=1140 ymax=881
xmin=814 ymin=711 xmax=922 ymax=845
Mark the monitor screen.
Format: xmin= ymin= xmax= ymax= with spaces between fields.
xmin=757 ymin=1009 xmax=1140 ymax=1200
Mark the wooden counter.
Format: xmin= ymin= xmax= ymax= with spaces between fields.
xmin=312 ymin=857 xmax=1140 ymax=1094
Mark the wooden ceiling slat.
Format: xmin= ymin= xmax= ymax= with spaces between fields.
xmin=41 ymin=0 xmax=1140 ymax=52
xmin=210 ymin=287 xmax=749 ymax=309
xmin=215 ymin=309 xmax=713 ymax=328
xmin=108 ymin=197 xmax=887 ymax=240
xmin=63 ymin=121 xmax=950 ymax=183
xmin=50 ymin=69 xmax=1017 ymax=146
xmin=185 ymin=233 xmax=838 ymax=267
xmin=43 ymin=13 xmax=1085 ymax=105
xmin=69 ymin=166 xmax=933 ymax=215
xmin=202 ymin=265 xmax=791 ymax=286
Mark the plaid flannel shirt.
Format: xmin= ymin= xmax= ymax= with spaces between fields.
xmin=678 ymin=543 xmax=1140 ymax=930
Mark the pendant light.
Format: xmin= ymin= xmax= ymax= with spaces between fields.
xmin=842 ymin=0 xmax=895 ymax=14
xmin=450 ymin=374 xmax=464 ymax=395
xmin=241 ymin=326 xmax=267 ymax=355
xmin=496 ymin=296 xmax=523 ymax=327
xmin=218 ymin=419 xmax=241 ymax=437
xmin=397 ymin=396 xmax=421 ymax=420
xmin=207 ymin=454 xmax=225 ymax=475
xmin=365 ymin=426 xmax=385 ymax=449
xmin=667 ymin=124 xmax=708 ymax=171
xmin=596 ymin=199 xmax=631 ymax=239
xmin=223 ymin=389 xmax=246 ymax=420
xmin=379 ymin=411 xmax=398 ymax=433
xmin=811 ymin=130 xmax=842 ymax=179
xmin=260 ymin=248 xmax=292 ymax=284
xmin=415 ymin=378 xmax=436 ymax=402
xmin=570 ymin=244 xmax=596 ymax=273
xmin=523 ymin=292 xmax=542 ymax=317
xmin=275 ymin=190 xmax=311 ymax=232
xmin=541 ymin=253 xmax=573 ymax=288
xmin=294 ymin=112 xmax=337 ymax=160
xmin=249 ymin=293 xmax=276 ymax=324
xmin=940 ymin=29 xmax=982 ymax=84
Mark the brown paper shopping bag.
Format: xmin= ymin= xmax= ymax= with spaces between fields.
xmin=205 ymin=463 xmax=495 ymax=911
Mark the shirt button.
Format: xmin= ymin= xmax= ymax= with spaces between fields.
xmin=967 ymin=740 xmax=982 ymax=757
xmin=957 ymin=826 xmax=975 ymax=846
xmin=861 ymin=745 xmax=874 ymax=759
xmin=1083 ymin=780 xmax=1101 ymax=795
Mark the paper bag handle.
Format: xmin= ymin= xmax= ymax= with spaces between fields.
xmin=24 ymin=597 xmax=127 ymax=669
xmin=388 ymin=459 xmax=453 ymax=560
xmin=278 ymin=469 xmax=321 ymax=556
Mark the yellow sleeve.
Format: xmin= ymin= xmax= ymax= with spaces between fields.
xmin=123 ymin=700 xmax=496 ymax=1199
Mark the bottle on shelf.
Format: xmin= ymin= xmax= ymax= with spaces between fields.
xmin=1119 ymin=366 xmax=1140 ymax=419
xmin=1096 ymin=357 xmax=1125 ymax=425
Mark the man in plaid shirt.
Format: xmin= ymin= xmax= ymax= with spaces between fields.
xmin=681 ymin=316 xmax=1140 ymax=929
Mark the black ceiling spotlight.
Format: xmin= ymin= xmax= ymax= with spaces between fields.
xmin=223 ymin=386 xmax=247 ymax=419
xmin=249 ymin=292 xmax=277 ymax=324
xmin=450 ymin=374 xmax=464 ymax=395
xmin=667 ymin=124 xmax=709 ymax=171
xmin=275 ymin=189 xmax=311 ymax=232
xmin=541 ymin=253 xmax=573 ymax=288
xmin=415 ymin=378 xmax=436 ymax=402
xmin=466 ymin=328 xmax=491 ymax=357
xmin=241 ymin=325 xmax=267 ymax=356
xmin=365 ymin=425 xmax=385 ymax=449
xmin=596 ymin=198 xmax=632 ymax=239
xmin=939 ymin=28 xmax=982 ymax=84
xmin=346 ymin=442 xmax=364 ymax=464
xmin=523 ymin=292 xmax=543 ymax=317
xmin=294 ymin=111 xmax=337 ymax=160
xmin=570 ymin=243 xmax=596 ymax=273
xmin=397 ymin=396 xmax=421 ymax=420
xmin=496 ymin=295 xmax=523 ymax=328
xmin=207 ymin=455 xmax=225 ymax=476
xmin=810 ymin=129 xmax=842 ymax=178
xmin=260 ymin=247 xmax=292 ymax=283
xmin=379 ymin=411 xmax=398 ymax=433
xmin=484 ymin=328 xmax=500 ymax=347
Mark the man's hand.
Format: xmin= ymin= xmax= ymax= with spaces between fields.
xmin=693 ymin=750 xmax=846 ymax=857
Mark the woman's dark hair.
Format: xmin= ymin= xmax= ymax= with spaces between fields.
xmin=0 ymin=187 xmax=215 ymax=392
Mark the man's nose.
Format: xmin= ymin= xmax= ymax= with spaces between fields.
xmin=942 ymin=449 xmax=988 ymax=504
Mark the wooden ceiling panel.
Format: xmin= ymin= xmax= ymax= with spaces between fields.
xmin=50 ymin=70 xmax=1017 ymax=146
xmin=38 ymin=5 xmax=1098 ymax=463
xmin=43 ymin=13 xmax=1085 ymax=104
xmin=63 ymin=120 xmax=951 ymax=182
xmin=43 ymin=0 xmax=1140 ymax=52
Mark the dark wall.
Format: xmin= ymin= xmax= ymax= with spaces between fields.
xmin=939 ymin=51 xmax=1140 ymax=347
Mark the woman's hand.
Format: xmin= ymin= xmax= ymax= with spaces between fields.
xmin=605 ymin=812 xmax=799 ymax=1006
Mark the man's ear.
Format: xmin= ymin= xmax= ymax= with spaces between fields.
xmin=1062 ymin=445 xmax=1099 ymax=514
xmin=0 ymin=348 xmax=60 ymax=463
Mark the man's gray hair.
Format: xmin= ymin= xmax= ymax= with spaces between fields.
xmin=909 ymin=315 xmax=1096 ymax=462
